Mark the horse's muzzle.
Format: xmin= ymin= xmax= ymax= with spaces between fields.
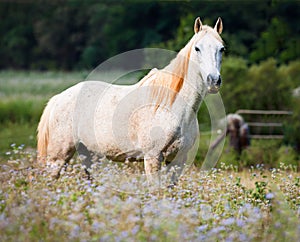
xmin=207 ymin=74 xmax=221 ymax=94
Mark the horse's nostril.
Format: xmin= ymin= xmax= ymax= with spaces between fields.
xmin=217 ymin=76 xmax=222 ymax=86
xmin=207 ymin=74 xmax=221 ymax=87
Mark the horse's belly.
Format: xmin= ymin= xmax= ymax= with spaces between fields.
xmin=81 ymin=141 xmax=144 ymax=162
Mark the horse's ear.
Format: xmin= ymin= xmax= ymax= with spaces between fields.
xmin=214 ymin=17 xmax=223 ymax=34
xmin=194 ymin=17 xmax=202 ymax=33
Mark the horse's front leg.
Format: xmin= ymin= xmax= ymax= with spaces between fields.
xmin=167 ymin=152 xmax=187 ymax=186
xmin=144 ymin=154 xmax=162 ymax=187
xmin=46 ymin=159 xmax=67 ymax=179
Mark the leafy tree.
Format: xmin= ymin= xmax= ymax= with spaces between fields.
xmin=33 ymin=2 xmax=88 ymax=70
xmin=0 ymin=1 xmax=299 ymax=69
xmin=249 ymin=17 xmax=299 ymax=63
xmin=0 ymin=2 xmax=37 ymax=68
xmin=220 ymin=57 xmax=248 ymax=113
xmin=220 ymin=57 xmax=295 ymax=112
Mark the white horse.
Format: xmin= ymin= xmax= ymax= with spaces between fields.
xmin=37 ymin=17 xmax=224 ymax=182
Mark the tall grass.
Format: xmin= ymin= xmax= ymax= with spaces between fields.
xmin=0 ymin=70 xmax=88 ymax=97
xmin=0 ymin=71 xmax=87 ymax=155
xmin=0 ymin=151 xmax=299 ymax=241
xmin=0 ymin=71 xmax=87 ymax=121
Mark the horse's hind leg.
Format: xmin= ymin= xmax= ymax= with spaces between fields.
xmin=46 ymin=142 xmax=76 ymax=179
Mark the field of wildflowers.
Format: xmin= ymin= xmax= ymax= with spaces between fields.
xmin=0 ymin=145 xmax=299 ymax=241
xmin=0 ymin=71 xmax=299 ymax=241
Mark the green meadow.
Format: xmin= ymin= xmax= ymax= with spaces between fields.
xmin=0 ymin=71 xmax=86 ymax=154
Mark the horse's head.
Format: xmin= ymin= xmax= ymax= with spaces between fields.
xmin=192 ymin=17 xmax=224 ymax=94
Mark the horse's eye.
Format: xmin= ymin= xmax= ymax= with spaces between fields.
xmin=195 ymin=46 xmax=200 ymax=52
xmin=220 ymin=47 xmax=225 ymax=53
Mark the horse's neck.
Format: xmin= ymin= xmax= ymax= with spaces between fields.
xmin=177 ymin=62 xmax=205 ymax=113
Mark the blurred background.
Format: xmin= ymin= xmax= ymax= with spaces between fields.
xmin=0 ymin=1 xmax=299 ymax=69
xmin=0 ymin=1 xmax=299 ymax=168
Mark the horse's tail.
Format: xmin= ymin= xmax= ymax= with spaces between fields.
xmin=37 ymin=96 xmax=56 ymax=163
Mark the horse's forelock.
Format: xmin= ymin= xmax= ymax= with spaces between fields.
xmin=200 ymin=25 xmax=224 ymax=44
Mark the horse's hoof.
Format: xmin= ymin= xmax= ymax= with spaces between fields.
xmin=50 ymin=171 xmax=60 ymax=179
xmin=167 ymin=183 xmax=176 ymax=189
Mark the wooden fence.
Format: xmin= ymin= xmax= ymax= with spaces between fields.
xmin=235 ymin=109 xmax=293 ymax=139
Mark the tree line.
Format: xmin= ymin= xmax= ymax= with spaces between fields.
xmin=0 ymin=1 xmax=299 ymax=70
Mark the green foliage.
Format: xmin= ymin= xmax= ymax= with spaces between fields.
xmin=245 ymin=58 xmax=291 ymax=110
xmin=284 ymin=96 xmax=300 ymax=151
xmin=151 ymin=13 xmax=195 ymax=52
xmin=0 ymin=2 xmax=299 ymax=69
xmin=240 ymin=140 xmax=280 ymax=167
xmin=0 ymin=124 xmax=36 ymax=156
xmin=0 ymin=71 xmax=86 ymax=154
xmin=250 ymin=16 xmax=300 ymax=64
xmin=250 ymin=18 xmax=288 ymax=63
xmin=248 ymin=181 xmax=268 ymax=204
xmin=276 ymin=146 xmax=298 ymax=168
xmin=195 ymin=134 xmax=299 ymax=170
xmin=0 ymin=71 xmax=85 ymax=124
xmin=219 ymin=56 xmax=248 ymax=113
xmin=217 ymin=147 xmax=239 ymax=168
xmin=279 ymin=60 xmax=300 ymax=89
xmin=0 ymin=99 xmax=43 ymax=124
xmin=220 ymin=57 xmax=298 ymax=113
xmin=280 ymin=61 xmax=300 ymax=149
xmin=219 ymin=57 xmax=300 ymax=156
